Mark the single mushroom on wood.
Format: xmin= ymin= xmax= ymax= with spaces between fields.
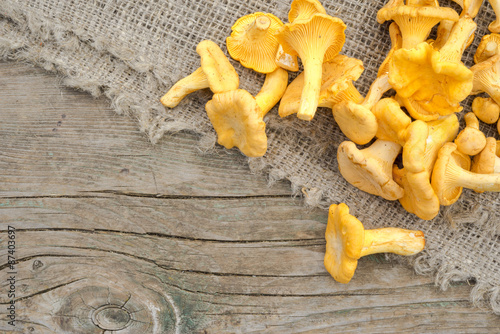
xmin=324 ymin=203 xmax=425 ymax=284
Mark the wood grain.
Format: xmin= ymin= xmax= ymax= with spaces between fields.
xmin=1 ymin=61 xmax=499 ymax=333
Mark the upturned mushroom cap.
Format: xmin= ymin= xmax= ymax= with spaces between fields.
xmin=276 ymin=13 xmax=346 ymax=120
xmin=337 ymin=140 xmax=404 ymax=200
xmin=393 ymin=167 xmax=441 ymax=220
xmin=431 ymin=142 xmax=472 ymax=205
xmin=205 ymin=89 xmax=267 ymax=157
xmin=454 ymin=112 xmax=487 ymax=156
xmin=472 ymin=97 xmax=500 ymax=124
xmin=470 ymin=54 xmax=500 ymax=105
xmin=197 ymin=40 xmax=239 ymax=94
xmin=288 ymin=0 xmax=326 ymax=23
xmin=377 ymin=3 xmax=459 ymax=49
xmin=390 ymin=41 xmax=472 ymax=120
xmin=474 ymin=34 xmax=500 ymax=63
xmin=226 ymin=13 xmax=284 ymax=73
xmin=160 ymin=67 xmax=209 ymax=108
xmin=324 ymin=203 xmax=365 ymax=284
xmin=279 ymin=55 xmax=364 ymax=117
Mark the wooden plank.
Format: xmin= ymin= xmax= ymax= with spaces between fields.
xmin=1 ymin=61 xmax=499 ymax=333
xmin=0 ymin=62 xmax=291 ymax=198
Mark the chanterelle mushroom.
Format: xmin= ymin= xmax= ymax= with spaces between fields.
xmin=377 ymin=0 xmax=459 ymax=49
xmin=472 ymin=97 xmax=500 ymax=124
xmin=226 ymin=12 xmax=284 ymax=73
xmin=432 ymin=142 xmax=500 ymax=205
xmin=288 ymin=0 xmax=326 ymax=22
xmin=324 ymin=203 xmax=425 ymax=284
xmin=205 ymin=68 xmax=288 ymax=157
xmin=454 ymin=112 xmax=487 ymax=156
xmin=472 ymin=137 xmax=500 ymax=174
xmin=474 ymin=33 xmax=500 ymax=63
xmin=337 ymin=139 xmax=404 ymax=201
xmin=470 ymin=54 xmax=500 ymax=105
xmin=276 ymin=13 xmax=346 ymax=121
xmin=160 ymin=40 xmax=239 ymax=108
xmin=390 ymin=16 xmax=476 ymax=121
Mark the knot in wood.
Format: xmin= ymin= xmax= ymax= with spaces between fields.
xmin=91 ymin=304 xmax=132 ymax=331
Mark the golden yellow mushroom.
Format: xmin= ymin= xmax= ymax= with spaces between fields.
xmin=337 ymin=139 xmax=404 ymax=200
xmin=226 ymin=12 xmax=284 ymax=74
xmin=377 ymin=0 xmax=459 ymax=49
xmin=472 ymin=97 xmax=500 ymax=124
xmin=378 ymin=23 xmax=402 ymax=77
xmin=454 ymin=112 xmax=487 ymax=156
xmin=470 ymin=54 xmax=500 ymax=105
xmin=390 ymin=16 xmax=475 ymax=121
xmin=288 ymin=0 xmax=326 ymax=23
xmin=205 ymin=68 xmax=288 ymax=157
xmin=276 ymin=13 xmax=346 ymax=121
xmin=474 ymin=34 xmax=500 ymax=63
xmin=324 ymin=203 xmax=425 ymax=284
xmin=160 ymin=40 xmax=239 ymax=108
xmin=472 ymin=137 xmax=500 ymax=174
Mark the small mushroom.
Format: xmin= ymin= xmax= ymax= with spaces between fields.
xmin=474 ymin=34 xmax=500 ymax=63
xmin=276 ymin=13 xmax=346 ymax=121
xmin=470 ymin=54 xmax=500 ymax=105
xmin=337 ymin=139 xmax=404 ymax=200
xmin=226 ymin=13 xmax=284 ymax=74
xmin=454 ymin=112 xmax=487 ymax=156
xmin=390 ymin=16 xmax=476 ymax=121
xmin=488 ymin=0 xmax=500 ymax=33
xmin=431 ymin=142 xmax=500 ymax=205
xmin=205 ymin=68 xmax=288 ymax=157
xmin=160 ymin=40 xmax=239 ymax=108
xmin=377 ymin=1 xmax=459 ymax=49
xmin=472 ymin=97 xmax=500 ymax=124
xmin=472 ymin=137 xmax=500 ymax=175
xmin=324 ymin=203 xmax=425 ymax=284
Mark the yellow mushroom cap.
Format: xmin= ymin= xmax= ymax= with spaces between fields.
xmin=196 ymin=40 xmax=239 ymax=94
xmin=393 ymin=167 xmax=441 ymax=220
xmin=431 ymin=142 xmax=472 ymax=205
xmin=472 ymin=97 xmax=500 ymax=124
xmin=324 ymin=203 xmax=365 ymax=284
xmin=288 ymin=0 xmax=326 ymax=23
xmin=454 ymin=112 xmax=487 ymax=156
xmin=337 ymin=140 xmax=404 ymax=200
xmin=377 ymin=4 xmax=459 ymax=49
xmin=279 ymin=55 xmax=364 ymax=117
xmin=226 ymin=13 xmax=284 ymax=73
xmin=372 ymin=97 xmax=412 ymax=144
xmin=205 ymin=89 xmax=267 ymax=157
xmin=474 ymin=34 xmax=500 ymax=64
xmin=390 ymin=42 xmax=472 ymax=120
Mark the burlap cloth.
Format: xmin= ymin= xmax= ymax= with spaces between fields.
xmin=1 ymin=0 xmax=499 ymax=314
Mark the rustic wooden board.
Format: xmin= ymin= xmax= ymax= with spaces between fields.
xmin=1 ymin=61 xmax=499 ymax=333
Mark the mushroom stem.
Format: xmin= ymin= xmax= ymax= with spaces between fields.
xmin=450 ymin=164 xmax=500 ymax=192
xmin=246 ymin=16 xmax=272 ymax=41
xmin=297 ymin=57 xmax=323 ymax=120
xmin=438 ymin=16 xmax=476 ymax=63
xmin=484 ymin=41 xmax=499 ymax=59
xmin=160 ymin=67 xmax=209 ymax=108
xmin=489 ymin=0 xmax=500 ymax=33
xmin=255 ymin=68 xmax=289 ymax=117
xmin=360 ymin=228 xmax=426 ymax=257
xmin=362 ymin=74 xmax=392 ymax=109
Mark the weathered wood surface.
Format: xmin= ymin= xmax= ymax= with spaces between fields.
xmin=1 ymin=61 xmax=499 ymax=333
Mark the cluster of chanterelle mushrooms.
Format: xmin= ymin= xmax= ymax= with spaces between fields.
xmin=161 ymin=0 xmax=500 ymax=284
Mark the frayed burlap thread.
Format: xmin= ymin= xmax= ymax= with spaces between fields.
xmin=1 ymin=0 xmax=499 ymax=314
